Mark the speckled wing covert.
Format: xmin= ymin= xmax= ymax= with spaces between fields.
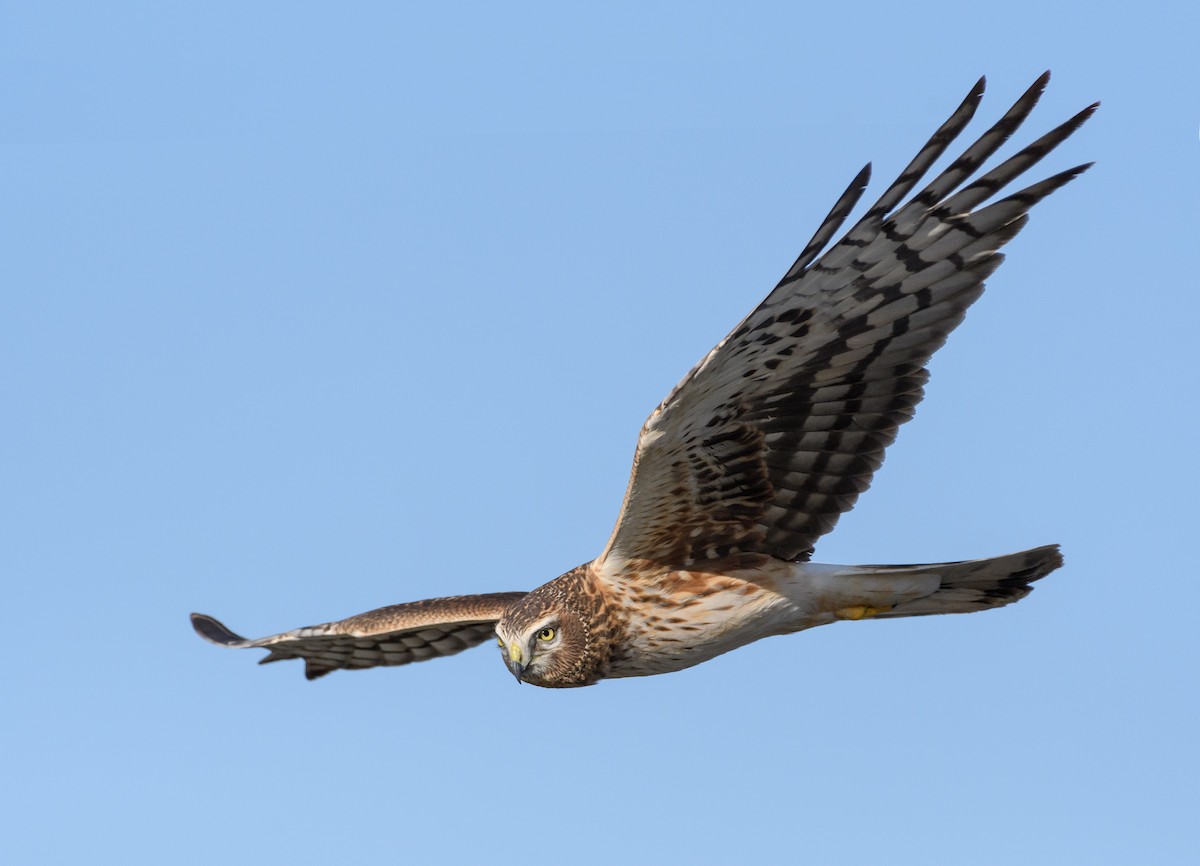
xmin=597 ymin=72 xmax=1095 ymax=574
xmin=191 ymin=592 xmax=526 ymax=680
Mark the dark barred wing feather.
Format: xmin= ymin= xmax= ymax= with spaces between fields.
xmin=191 ymin=591 xmax=526 ymax=680
xmin=598 ymin=73 xmax=1094 ymax=573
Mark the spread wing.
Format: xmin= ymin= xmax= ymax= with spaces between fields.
xmin=596 ymin=72 xmax=1095 ymax=575
xmin=191 ymin=592 xmax=526 ymax=680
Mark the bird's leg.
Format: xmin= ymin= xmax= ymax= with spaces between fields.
xmin=834 ymin=605 xmax=892 ymax=620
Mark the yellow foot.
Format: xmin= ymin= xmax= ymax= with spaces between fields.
xmin=835 ymin=605 xmax=891 ymax=621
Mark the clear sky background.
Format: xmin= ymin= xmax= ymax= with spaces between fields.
xmin=3 ymin=3 xmax=1197 ymax=864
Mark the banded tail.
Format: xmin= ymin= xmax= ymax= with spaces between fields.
xmin=801 ymin=545 xmax=1063 ymax=621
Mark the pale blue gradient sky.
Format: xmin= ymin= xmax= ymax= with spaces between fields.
xmin=3 ymin=3 xmax=1198 ymax=864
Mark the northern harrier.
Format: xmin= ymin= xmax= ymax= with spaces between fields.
xmin=193 ymin=73 xmax=1092 ymax=687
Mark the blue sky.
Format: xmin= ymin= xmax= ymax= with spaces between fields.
xmin=3 ymin=3 xmax=1198 ymax=864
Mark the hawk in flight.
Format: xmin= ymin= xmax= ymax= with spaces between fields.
xmin=193 ymin=73 xmax=1093 ymax=687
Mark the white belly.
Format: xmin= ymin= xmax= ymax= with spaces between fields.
xmin=605 ymin=564 xmax=817 ymax=678
xmin=602 ymin=557 xmax=941 ymax=678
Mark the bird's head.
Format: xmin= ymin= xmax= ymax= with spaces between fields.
xmin=494 ymin=578 xmax=606 ymax=688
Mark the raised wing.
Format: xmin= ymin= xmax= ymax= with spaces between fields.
xmin=191 ymin=591 xmax=526 ymax=680
xmin=597 ymin=72 xmax=1094 ymax=574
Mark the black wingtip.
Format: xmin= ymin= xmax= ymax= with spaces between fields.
xmin=957 ymin=76 xmax=987 ymax=117
xmin=1018 ymin=544 xmax=1064 ymax=584
xmin=1067 ymin=101 xmax=1101 ymax=130
xmin=1020 ymin=70 xmax=1052 ymax=108
xmin=190 ymin=612 xmax=248 ymax=646
xmin=1046 ymin=161 xmax=1097 ymax=191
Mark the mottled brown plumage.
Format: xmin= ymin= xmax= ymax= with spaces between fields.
xmin=193 ymin=74 xmax=1088 ymax=688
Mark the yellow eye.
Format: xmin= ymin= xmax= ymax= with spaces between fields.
xmin=496 ymin=637 xmax=504 ymax=647
xmin=537 ymin=627 xmax=556 ymax=642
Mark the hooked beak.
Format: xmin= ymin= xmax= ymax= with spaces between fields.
xmin=506 ymin=642 xmax=526 ymax=684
